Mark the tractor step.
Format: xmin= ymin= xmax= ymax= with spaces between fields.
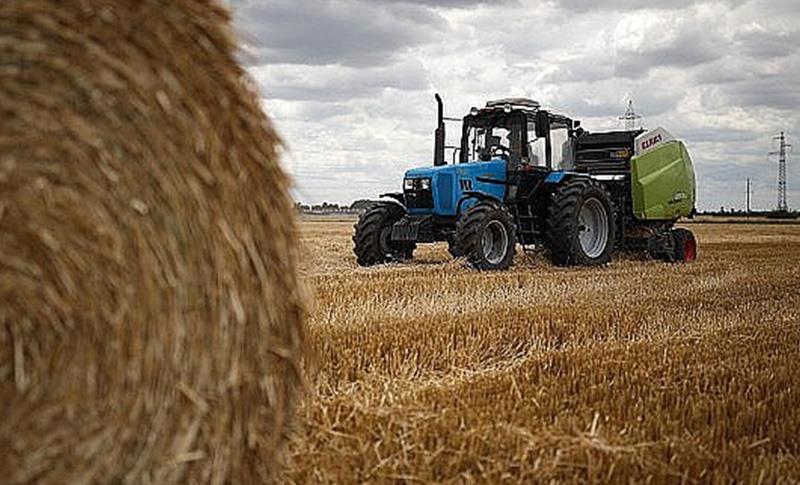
xmin=514 ymin=206 xmax=538 ymax=246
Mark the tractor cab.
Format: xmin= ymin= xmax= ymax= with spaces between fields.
xmin=459 ymin=98 xmax=576 ymax=172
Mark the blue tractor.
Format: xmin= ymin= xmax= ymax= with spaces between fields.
xmin=353 ymin=95 xmax=697 ymax=270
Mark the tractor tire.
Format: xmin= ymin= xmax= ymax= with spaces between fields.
xmin=545 ymin=178 xmax=616 ymax=266
xmin=353 ymin=203 xmax=415 ymax=266
xmin=455 ymin=202 xmax=516 ymax=270
xmin=672 ymin=228 xmax=697 ymax=262
xmin=447 ymin=235 xmax=463 ymax=258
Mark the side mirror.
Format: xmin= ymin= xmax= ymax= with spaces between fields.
xmin=573 ymin=120 xmax=581 ymax=129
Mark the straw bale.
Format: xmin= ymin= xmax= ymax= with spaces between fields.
xmin=0 ymin=1 xmax=305 ymax=483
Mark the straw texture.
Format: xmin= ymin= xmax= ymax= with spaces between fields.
xmin=0 ymin=1 xmax=305 ymax=483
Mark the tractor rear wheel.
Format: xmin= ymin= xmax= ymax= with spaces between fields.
xmin=455 ymin=202 xmax=516 ymax=270
xmin=353 ymin=203 xmax=415 ymax=266
xmin=672 ymin=228 xmax=697 ymax=262
xmin=545 ymin=178 xmax=616 ymax=266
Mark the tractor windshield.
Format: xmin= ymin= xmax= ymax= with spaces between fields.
xmin=462 ymin=112 xmax=525 ymax=164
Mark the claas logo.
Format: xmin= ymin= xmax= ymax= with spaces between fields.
xmin=642 ymin=134 xmax=664 ymax=150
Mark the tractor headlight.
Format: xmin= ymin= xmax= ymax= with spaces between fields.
xmin=404 ymin=177 xmax=431 ymax=191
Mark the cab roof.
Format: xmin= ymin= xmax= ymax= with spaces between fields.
xmin=485 ymin=98 xmax=541 ymax=110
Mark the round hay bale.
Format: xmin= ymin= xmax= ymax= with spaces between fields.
xmin=0 ymin=1 xmax=306 ymax=483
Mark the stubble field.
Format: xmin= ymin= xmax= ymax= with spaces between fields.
xmin=281 ymin=218 xmax=800 ymax=483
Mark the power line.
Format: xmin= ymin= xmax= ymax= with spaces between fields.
xmin=769 ymin=132 xmax=792 ymax=212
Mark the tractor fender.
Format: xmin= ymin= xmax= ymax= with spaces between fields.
xmin=455 ymin=190 xmax=503 ymax=215
xmin=371 ymin=194 xmax=406 ymax=210
xmin=542 ymin=171 xmax=593 ymax=186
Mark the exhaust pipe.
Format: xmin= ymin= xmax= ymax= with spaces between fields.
xmin=434 ymin=93 xmax=445 ymax=166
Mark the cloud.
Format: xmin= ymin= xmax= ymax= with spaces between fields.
xmin=551 ymin=0 xmax=744 ymax=11
xmin=233 ymin=0 xmax=446 ymax=66
xmin=682 ymin=126 xmax=759 ymax=144
xmin=378 ymin=0 xmax=515 ymax=5
xmin=610 ymin=8 xmax=727 ymax=79
xmin=733 ymin=24 xmax=800 ymax=59
xmin=695 ymin=55 xmax=800 ymax=110
xmin=251 ymin=59 xmax=430 ymax=102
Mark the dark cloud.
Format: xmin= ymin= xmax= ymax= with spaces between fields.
xmin=733 ymin=28 xmax=800 ymax=59
xmin=613 ymin=23 xmax=725 ymax=79
xmin=551 ymin=0 xmax=743 ymax=11
xmin=692 ymin=58 xmax=750 ymax=86
xmin=378 ymin=0 xmax=513 ymax=5
xmin=252 ymin=59 xmax=430 ymax=101
xmin=740 ymin=0 xmax=800 ymax=16
xmin=233 ymin=0 xmax=445 ymax=66
xmin=696 ymin=56 xmax=800 ymax=110
xmin=683 ymin=127 xmax=760 ymax=144
xmin=723 ymin=73 xmax=800 ymax=110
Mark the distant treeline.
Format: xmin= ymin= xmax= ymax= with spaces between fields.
xmin=294 ymin=201 xmax=800 ymax=219
xmin=698 ymin=209 xmax=799 ymax=219
xmin=295 ymin=200 xmax=372 ymax=214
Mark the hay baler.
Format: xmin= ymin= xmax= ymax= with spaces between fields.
xmin=354 ymin=95 xmax=697 ymax=270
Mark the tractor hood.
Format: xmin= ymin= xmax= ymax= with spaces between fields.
xmin=404 ymin=160 xmax=505 ymax=180
xmin=403 ymin=160 xmax=507 ymax=216
xmin=404 ymin=164 xmax=450 ymax=179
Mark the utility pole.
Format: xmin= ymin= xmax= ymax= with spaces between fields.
xmin=619 ymin=100 xmax=641 ymax=131
xmin=746 ymin=178 xmax=751 ymax=214
xmin=770 ymin=132 xmax=792 ymax=212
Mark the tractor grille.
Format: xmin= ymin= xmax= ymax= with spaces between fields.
xmin=405 ymin=188 xmax=433 ymax=209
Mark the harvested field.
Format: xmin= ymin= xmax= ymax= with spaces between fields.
xmin=282 ymin=220 xmax=800 ymax=482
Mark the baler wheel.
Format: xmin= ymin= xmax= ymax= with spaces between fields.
xmin=672 ymin=228 xmax=697 ymax=263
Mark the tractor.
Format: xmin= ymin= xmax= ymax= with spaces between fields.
xmin=353 ymin=94 xmax=697 ymax=270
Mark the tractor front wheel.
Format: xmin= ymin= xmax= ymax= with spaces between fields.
xmin=672 ymin=228 xmax=697 ymax=262
xmin=455 ymin=202 xmax=516 ymax=270
xmin=545 ymin=178 xmax=616 ymax=266
xmin=353 ymin=203 xmax=415 ymax=266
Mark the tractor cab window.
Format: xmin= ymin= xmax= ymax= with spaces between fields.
xmin=464 ymin=115 xmax=524 ymax=163
xmin=550 ymin=126 xmax=569 ymax=169
xmin=526 ymin=120 xmax=546 ymax=167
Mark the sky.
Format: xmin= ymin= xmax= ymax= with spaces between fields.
xmin=228 ymin=0 xmax=799 ymax=211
